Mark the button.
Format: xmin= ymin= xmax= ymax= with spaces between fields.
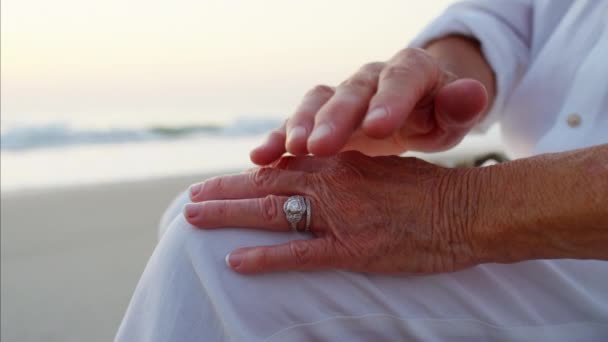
xmin=566 ymin=113 xmax=582 ymax=127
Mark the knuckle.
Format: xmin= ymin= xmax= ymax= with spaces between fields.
xmin=260 ymin=195 xmax=280 ymax=222
xmin=398 ymin=48 xmax=436 ymax=74
xmin=324 ymin=97 xmax=353 ymax=113
xmin=341 ymin=76 xmax=376 ymax=92
xmin=201 ymin=176 xmax=223 ymax=196
xmin=360 ymin=61 xmax=384 ymax=73
xmin=255 ymin=250 xmax=269 ymax=271
xmin=308 ymin=84 xmax=335 ymax=97
xmin=251 ymin=167 xmax=275 ymax=188
xmin=399 ymin=47 xmax=430 ymax=63
xmin=381 ymin=64 xmax=417 ymax=81
xmin=300 ymin=173 xmax=314 ymax=189
xmin=326 ymin=152 xmax=365 ymax=180
xmin=289 ymin=241 xmax=312 ymax=266
xmin=197 ymin=202 xmax=223 ymax=225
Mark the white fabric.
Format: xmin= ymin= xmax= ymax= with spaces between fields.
xmin=409 ymin=0 xmax=608 ymax=158
xmin=117 ymin=193 xmax=608 ymax=341
xmin=116 ymin=1 xmax=608 ymax=341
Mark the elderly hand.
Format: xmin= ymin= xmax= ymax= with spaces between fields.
xmin=250 ymin=41 xmax=491 ymax=166
xmin=184 ymin=151 xmax=486 ymax=274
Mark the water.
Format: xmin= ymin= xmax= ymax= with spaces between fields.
xmin=0 ymin=117 xmax=281 ymax=151
xmin=0 ymin=117 xmax=281 ymax=191
xmin=0 ymin=117 xmax=504 ymax=192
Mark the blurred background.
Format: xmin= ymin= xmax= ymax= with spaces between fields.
xmin=1 ymin=0 xmax=503 ymax=341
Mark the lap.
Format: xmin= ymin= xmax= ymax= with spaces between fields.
xmin=117 ymin=191 xmax=608 ymax=341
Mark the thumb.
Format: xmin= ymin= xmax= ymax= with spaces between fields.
xmin=226 ymin=239 xmax=334 ymax=274
xmin=434 ymin=78 xmax=488 ymax=130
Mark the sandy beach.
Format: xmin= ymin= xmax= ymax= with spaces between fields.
xmin=1 ymin=172 xmax=228 ymax=342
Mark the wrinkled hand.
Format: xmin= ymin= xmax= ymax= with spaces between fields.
xmin=184 ymin=152 xmax=484 ymax=274
xmin=250 ymin=48 xmax=488 ymax=166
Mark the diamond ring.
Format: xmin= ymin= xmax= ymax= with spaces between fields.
xmin=283 ymin=195 xmax=311 ymax=232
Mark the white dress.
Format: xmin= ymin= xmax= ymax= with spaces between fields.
xmin=116 ymin=1 xmax=608 ymax=340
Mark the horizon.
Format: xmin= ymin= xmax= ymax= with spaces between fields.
xmin=1 ymin=0 xmax=454 ymax=128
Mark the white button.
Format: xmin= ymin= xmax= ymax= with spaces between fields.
xmin=566 ymin=113 xmax=582 ymax=128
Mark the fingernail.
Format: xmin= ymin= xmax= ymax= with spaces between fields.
xmin=189 ymin=183 xmax=202 ymax=198
xmin=364 ymin=107 xmax=388 ymax=124
xmin=183 ymin=203 xmax=200 ymax=219
xmin=308 ymin=124 xmax=332 ymax=143
xmin=226 ymin=251 xmax=245 ymax=268
xmin=287 ymin=126 xmax=307 ymax=145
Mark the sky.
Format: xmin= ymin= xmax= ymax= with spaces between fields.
xmin=1 ymin=0 xmax=455 ymax=127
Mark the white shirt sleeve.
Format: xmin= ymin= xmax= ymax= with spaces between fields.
xmin=409 ymin=0 xmax=533 ymax=132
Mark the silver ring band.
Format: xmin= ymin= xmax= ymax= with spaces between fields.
xmin=305 ymin=197 xmax=311 ymax=232
xmin=283 ymin=195 xmax=312 ymax=232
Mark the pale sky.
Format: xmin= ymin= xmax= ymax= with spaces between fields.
xmin=1 ymin=0 xmax=455 ymax=127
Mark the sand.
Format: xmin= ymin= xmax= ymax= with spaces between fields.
xmin=0 ymin=172 xmax=229 ymax=342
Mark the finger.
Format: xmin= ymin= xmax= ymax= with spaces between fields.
xmin=405 ymin=79 xmax=487 ymax=152
xmin=245 ymin=155 xmax=329 ymax=175
xmin=271 ymin=155 xmax=329 ymax=173
xmin=307 ymin=63 xmax=384 ymax=156
xmin=189 ymin=168 xmax=309 ymax=202
xmin=225 ymin=239 xmax=335 ymax=273
xmin=399 ymin=107 xmax=436 ymax=136
xmin=434 ymin=78 xmax=487 ymax=130
xmin=285 ymin=85 xmax=335 ymax=155
xmin=341 ymin=129 xmax=406 ymax=156
xmin=404 ymin=125 xmax=469 ymax=152
xmin=362 ymin=49 xmax=439 ymax=138
xmin=184 ymin=195 xmax=324 ymax=232
xmin=390 ymin=80 xmax=476 ymax=138
xmin=250 ymin=121 xmax=287 ymax=166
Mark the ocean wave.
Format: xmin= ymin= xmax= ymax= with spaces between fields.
xmin=0 ymin=117 xmax=281 ymax=151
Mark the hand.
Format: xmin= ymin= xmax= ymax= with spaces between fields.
xmin=184 ymin=151 xmax=484 ymax=274
xmin=250 ymin=46 xmax=489 ymax=166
